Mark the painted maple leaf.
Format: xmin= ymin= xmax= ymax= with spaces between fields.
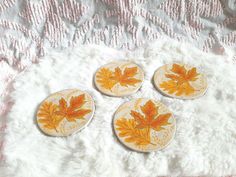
xmin=131 ymin=100 xmax=171 ymax=131
xmin=96 ymin=66 xmax=141 ymax=90
xmin=96 ymin=68 xmax=117 ymax=90
xmin=56 ymin=94 xmax=91 ymax=122
xmin=115 ymin=100 xmax=171 ymax=147
xmin=160 ymin=64 xmax=199 ymax=96
xmin=113 ymin=67 xmax=141 ymax=86
xmin=37 ymin=102 xmax=63 ymax=132
xmin=115 ymin=118 xmax=152 ymax=146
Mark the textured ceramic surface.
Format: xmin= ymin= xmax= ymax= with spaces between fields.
xmin=154 ymin=63 xmax=207 ymax=99
xmin=113 ymin=98 xmax=176 ymax=152
xmin=36 ymin=89 xmax=95 ymax=136
xmin=94 ymin=61 xmax=144 ymax=96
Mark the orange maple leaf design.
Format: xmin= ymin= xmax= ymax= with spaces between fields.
xmin=96 ymin=66 xmax=141 ymax=90
xmin=96 ymin=68 xmax=117 ymax=90
xmin=115 ymin=118 xmax=152 ymax=146
xmin=131 ymin=100 xmax=171 ymax=131
xmin=56 ymin=94 xmax=91 ymax=122
xmin=115 ymin=100 xmax=171 ymax=147
xmin=160 ymin=64 xmax=199 ymax=96
xmin=37 ymin=102 xmax=63 ymax=132
xmin=113 ymin=67 xmax=141 ymax=87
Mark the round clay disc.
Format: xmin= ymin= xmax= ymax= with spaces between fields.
xmin=153 ymin=63 xmax=207 ymax=99
xmin=94 ymin=61 xmax=144 ymax=96
xmin=36 ymin=89 xmax=95 ymax=136
xmin=113 ymin=98 xmax=176 ymax=152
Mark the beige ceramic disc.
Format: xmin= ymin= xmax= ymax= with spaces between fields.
xmin=36 ymin=89 xmax=95 ymax=136
xmin=113 ymin=98 xmax=176 ymax=152
xmin=94 ymin=61 xmax=144 ymax=96
xmin=154 ymin=63 xmax=207 ymax=99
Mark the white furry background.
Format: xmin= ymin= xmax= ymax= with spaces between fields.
xmin=1 ymin=39 xmax=236 ymax=176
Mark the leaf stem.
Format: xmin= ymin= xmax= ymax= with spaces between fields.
xmin=54 ymin=126 xmax=58 ymax=133
xmin=149 ymin=141 xmax=157 ymax=146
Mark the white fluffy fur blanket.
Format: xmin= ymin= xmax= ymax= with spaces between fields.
xmin=1 ymin=39 xmax=236 ymax=176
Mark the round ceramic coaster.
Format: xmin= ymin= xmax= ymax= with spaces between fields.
xmin=113 ymin=98 xmax=176 ymax=152
xmin=94 ymin=61 xmax=144 ymax=96
xmin=153 ymin=63 xmax=207 ymax=99
xmin=36 ymin=89 xmax=95 ymax=136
